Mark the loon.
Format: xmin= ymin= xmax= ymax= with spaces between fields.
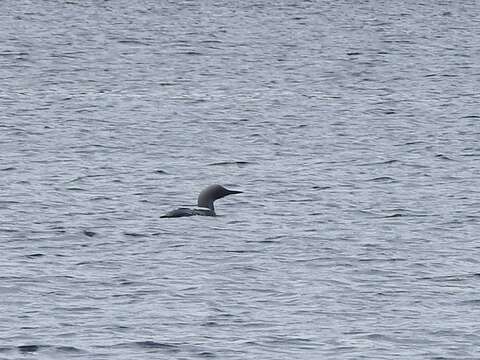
xmin=160 ymin=184 xmax=242 ymax=218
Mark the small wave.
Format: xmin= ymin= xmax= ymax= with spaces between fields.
xmin=383 ymin=213 xmax=404 ymax=218
xmin=18 ymin=345 xmax=41 ymax=353
xmin=225 ymin=249 xmax=260 ymax=254
xmin=207 ymin=161 xmax=252 ymax=167
xmin=54 ymin=306 xmax=100 ymax=313
xmin=366 ymin=176 xmax=396 ymax=182
xmin=56 ymin=346 xmax=84 ymax=353
xmin=0 ymin=200 xmax=20 ymax=205
xmin=67 ymin=172 xmax=130 ymax=184
xmin=197 ymin=351 xmax=216 ymax=358
xmin=180 ymin=50 xmax=203 ymax=56
xmin=403 ymin=162 xmax=429 ymax=168
xmin=358 ymin=159 xmax=399 ymax=166
xmin=312 ymin=185 xmax=330 ymax=190
xmin=435 ymin=154 xmax=454 ymax=161
xmin=90 ymin=196 xmax=112 ymax=201
xmin=133 ymin=341 xmax=180 ymax=351
xmin=66 ymin=187 xmax=87 ymax=191
xmin=117 ymin=39 xmax=150 ymax=45
xmin=459 ymin=299 xmax=480 ymax=305
xmin=200 ymin=39 xmax=222 ymax=44
xmin=370 ymin=208 xmax=430 ymax=219
xmin=440 ymin=73 xmax=459 ymax=77
xmin=99 ymin=340 xmax=192 ymax=355
xmin=0 ymin=51 xmax=29 ymax=57
xmin=265 ymin=335 xmax=314 ymax=345
xmin=0 ymin=227 xmax=18 ymax=232
xmin=247 ymin=239 xmax=279 ymax=244
xmin=83 ymin=230 xmax=97 ymax=237
xmin=25 ymin=253 xmax=44 ymax=258
xmin=16 ymin=345 xmax=84 ymax=354
xmin=396 ymin=140 xmax=425 ymax=146
xmin=201 ymin=321 xmax=218 ymax=327
xmin=123 ymin=232 xmax=149 ymax=238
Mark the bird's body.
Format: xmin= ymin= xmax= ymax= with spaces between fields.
xmin=160 ymin=207 xmax=213 ymax=218
xmin=161 ymin=185 xmax=242 ymax=218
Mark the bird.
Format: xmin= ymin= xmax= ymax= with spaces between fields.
xmin=160 ymin=184 xmax=242 ymax=218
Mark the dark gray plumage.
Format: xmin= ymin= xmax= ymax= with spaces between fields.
xmin=161 ymin=184 xmax=242 ymax=218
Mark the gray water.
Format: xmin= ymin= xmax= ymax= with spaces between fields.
xmin=1 ymin=1 xmax=480 ymax=359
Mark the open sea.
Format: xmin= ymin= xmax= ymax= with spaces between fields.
xmin=1 ymin=1 xmax=479 ymax=359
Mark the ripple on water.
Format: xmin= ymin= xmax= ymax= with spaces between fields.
xmin=15 ymin=345 xmax=85 ymax=355
xmin=1 ymin=1 xmax=480 ymax=359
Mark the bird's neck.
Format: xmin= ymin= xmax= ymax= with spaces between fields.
xmin=197 ymin=198 xmax=215 ymax=211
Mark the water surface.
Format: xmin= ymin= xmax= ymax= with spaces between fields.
xmin=1 ymin=1 xmax=479 ymax=359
